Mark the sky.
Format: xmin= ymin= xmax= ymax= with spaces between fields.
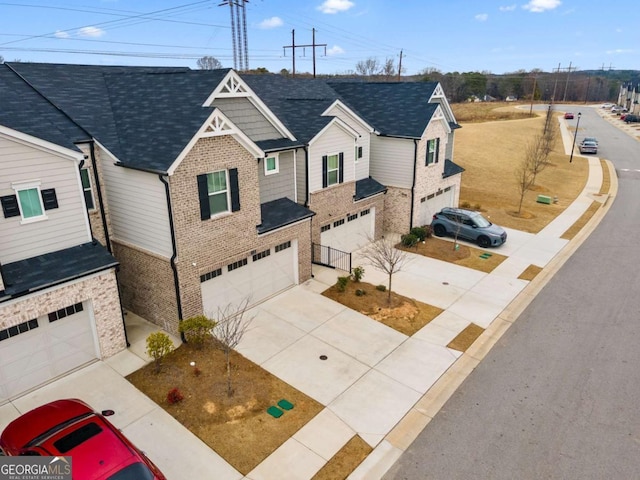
xmin=0 ymin=0 xmax=635 ymax=75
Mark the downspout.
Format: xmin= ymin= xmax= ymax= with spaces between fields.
xmin=88 ymin=141 xmax=112 ymax=253
xmin=409 ymin=139 xmax=418 ymax=230
xmin=159 ymin=174 xmax=186 ymax=342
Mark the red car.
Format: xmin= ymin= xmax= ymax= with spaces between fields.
xmin=0 ymin=399 xmax=166 ymax=480
xmin=564 ymin=112 xmax=574 ymax=119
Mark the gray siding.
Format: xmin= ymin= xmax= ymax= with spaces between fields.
xmin=99 ymin=148 xmax=173 ymax=258
xmin=309 ymin=122 xmax=356 ymax=193
xmin=258 ymin=150 xmax=296 ymax=204
xmin=213 ymin=97 xmax=282 ymax=141
xmin=0 ymin=135 xmax=90 ymax=264
xmin=296 ymin=149 xmax=306 ymax=205
xmin=325 ymin=105 xmax=371 ymax=181
xmin=369 ymin=135 xmax=414 ymax=188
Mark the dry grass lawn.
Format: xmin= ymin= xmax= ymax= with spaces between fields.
xmin=452 ymin=102 xmax=535 ymax=123
xmin=518 ymin=264 xmax=543 ymax=281
xmin=311 ymin=436 xmax=372 ymax=480
xmin=560 ymin=201 xmax=602 ymax=240
xmin=447 ymin=323 xmax=485 ymax=352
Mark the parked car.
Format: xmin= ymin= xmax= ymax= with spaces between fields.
xmin=564 ymin=112 xmax=574 ymax=119
xmin=624 ymin=114 xmax=640 ymax=123
xmin=611 ymin=106 xmax=627 ymax=114
xmin=0 ymin=399 xmax=167 ymax=480
xmin=601 ymin=103 xmax=615 ymax=109
xmin=580 ymin=137 xmax=598 ymax=146
xmin=431 ymin=207 xmax=507 ymax=248
xmin=579 ymin=141 xmax=598 ymax=154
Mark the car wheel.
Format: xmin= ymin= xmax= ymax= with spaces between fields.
xmin=477 ymin=235 xmax=490 ymax=248
xmin=433 ymin=224 xmax=446 ymax=237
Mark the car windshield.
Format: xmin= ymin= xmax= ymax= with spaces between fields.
xmin=473 ymin=214 xmax=491 ymax=228
xmin=107 ymin=462 xmax=154 ymax=480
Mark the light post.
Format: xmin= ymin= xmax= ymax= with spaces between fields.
xmin=569 ymin=112 xmax=581 ymax=163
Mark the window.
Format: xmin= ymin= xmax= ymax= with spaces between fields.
xmin=200 ymin=268 xmax=222 ymax=283
xmin=347 ymin=213 xmax=358 ymax=222
xmin=0 ymin=319 xmax=38 ymax=342
xmin=355 ymin=146 xmax=363 ymax=161
xmin=80 ymin=169 xmax=95 ymax=210
xmin=275 ymin=241 xmax=291 ymax=252
xmin=228 ymin=258 xmax=248 ymax=272
xmin=360 ymin=208 xmax=370 ymax=217
xmin=322 ymin=153 xmax=343 ymax=188
xmin=264 ymin=155 xmax=279 ymax=175
xmin=253 ymin=249 xmax=271 ymax=261
xmin=333 ymin=219 xmax=345 ymax=228
xmin=197 ymin=169 xmax=240 ymax=220
xmin=13 ymin=182 xmax=46 ymax=223
xmin=426 ymin=138 xmax=440 ymax=165
xmin=48 ymin=302 xmax=84 ymax=322
xmin=320 ymin=224 xmax=331 ymax=233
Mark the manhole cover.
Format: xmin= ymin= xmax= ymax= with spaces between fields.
xmin=443 ymin=281 xmax=449 ymax=285
xmin=319 ymin=355 xmax=328 ymax=360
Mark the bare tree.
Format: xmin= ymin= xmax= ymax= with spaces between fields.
xmin=381 ymin=57 xmax=396 ymax=80
xmin=197 ymin=55 xmax=223 ymax=70
xmin=209 ymin=299 xmax=254 ymax=397
xmin=360 ymin=237 xmax=410 ymax=305
xmin=515 ymin=144 xmax=536 ymax=214
xmin=355 ymin=57 xmax=381 ymax=77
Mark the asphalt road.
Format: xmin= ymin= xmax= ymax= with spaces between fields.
xmin=384 ymin=106 xmax=640 ymax=480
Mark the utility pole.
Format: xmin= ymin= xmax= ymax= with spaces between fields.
xmin=584 ymin=74 xmax=591 ymax=104
xmin=551 ymin=62 xmax=561 ymax=104
xmin=529 ymin=74 xmax=537 ymax=115
xmin=562 ymin=61 xmax=574 ymax=102
xmin=283 ymin=28 xmax=326 ymax=78
xmin=397 ymin=49 xmax=403 ymax=82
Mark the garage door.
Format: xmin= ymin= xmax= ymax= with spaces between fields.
xmin=0 ymin=302 xmax=98 ymax=402
xmin=320 ymin=207 xmax=375 ymax=253
xmin=200 ymin=239 xmax=297 ymax=316
xmin=419 ymin=186 xmax=455 ymax=227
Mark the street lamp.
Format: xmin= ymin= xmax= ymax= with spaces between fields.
xmin=569 ymin=112 xmax=581 ymax=163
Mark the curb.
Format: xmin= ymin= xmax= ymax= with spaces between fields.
xmin=350 ymin=158 xmax=618 ymax=480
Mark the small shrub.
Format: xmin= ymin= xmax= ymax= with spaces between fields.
xmin=355 ymin=289 xmax=366 ymax=296
xmin=193 ymin=367 xmax=202 ymax=377
xmin=336 ymin=276 xmax=350 ymax=292
xmin=473 ymin=203 xmax=482 ymax=211
xmin=401 ymin=233 xmax=419 ymax=247
xmin=460 ymin=201 xmax=471 ymax=208
xmin=376 ymin=284 xmax=387 ymax=292
xmin=146 ymin=332 xmax=174 ymax=373
xmin=179 ymin=315 xmax=216 ymax=349
xmin=167 ymin=387 xmax=184 ymax=405
xmin=351 ymin=266 xmax=365 ymax=282
xmin=410 ymin=227 xmax=428 ymax=241
xmin=423 ymin=225 xmax=433 ymax=238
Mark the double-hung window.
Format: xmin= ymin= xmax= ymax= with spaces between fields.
xmin=14 ymin=182 xmax=46 ymax=223
xmin=80 ymin=169 xmax=95 ymax=210
xmin=264 ymin=154 xmax=279 ymax=175
xmin=207 ymin=170 xmax=229 ymax=215
xmin=426 ymin=138 xmax=440 ymax=165
xmin=327 ymin=154 xmax=339 ymax=186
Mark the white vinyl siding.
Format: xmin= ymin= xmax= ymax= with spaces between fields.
xmin=99 ymin=148 xmax=173 ymax=258
xmin=295 ymin=149 xmax=306 ymax=205
xmin=369 ymin=135 xmax=415 ymax=188
xmin=309 ymin=123 xmax=355 ymax=193
xmin=0 ymin=136 xmax=90 ymax=264
xmin=324 ymin=104 xmax=371 ymax=181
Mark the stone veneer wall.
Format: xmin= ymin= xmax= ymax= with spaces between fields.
xmin=308 ymin=182 xmax=384 ymax=245
xmin=0 ymin=269 xmax=126 ymax=358
xmin=112 ymin=239 xmax=179 ymax=334
xmin=383 ymin=187 xmax=412 ymax=234
xmin=169 ymin=135 xmax=312 ymax=322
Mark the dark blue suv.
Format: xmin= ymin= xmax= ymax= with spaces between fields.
xmin=431 ymin=207 xmax=507 ymax=248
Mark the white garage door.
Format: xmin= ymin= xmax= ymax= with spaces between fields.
xmin=320 ymin=207 xmax=375 ymax=253
xmin=419 ymin=186 xmax=455 ymax=227
xmin=200 ymin=239 xmax=297 ymax=316
xmin=0 ymin=302 xmax=98 ymax=402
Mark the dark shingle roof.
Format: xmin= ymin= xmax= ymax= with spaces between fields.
xmin=258 ymin=197 xmax=314 ymax=234
xmin=443 ymin=159 xmax=465 ymax=178
xmin=0 ymin=65 xmax=87 ymax=151
xmin=0 ymin=242 xmax=118 ymax=300
xmin=354 ymin=177 xmax=387 ymax=201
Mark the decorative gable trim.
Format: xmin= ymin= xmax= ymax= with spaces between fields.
xmin=167 ymin=108 xmax=264 ymax=176
xmin=429 ymin=82 xmax=457 ymax=125
xmin=202 ymin=69 xmax=296 ymax=141
xmin=422 ymin=105 xmax=452 ymax=138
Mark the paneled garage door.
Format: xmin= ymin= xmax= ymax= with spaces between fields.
xmin=200 ymin=239 xmax=297 ymax=316
xmin=320 ymin=207 xmax=375 ymax=253
xmin=419 ymin=186 xmax=455 ymax=227
xmin=0 ymin=302 xmax=98 ymax=403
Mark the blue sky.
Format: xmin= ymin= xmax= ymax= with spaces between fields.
xmin=0 ymin=0 xmax=635 ymax=75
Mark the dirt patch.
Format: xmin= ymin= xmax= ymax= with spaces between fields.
xmin=560 ymin=201 xmax=602 ymax=240
xmin=311 ymin=435 xmax=372 ymax=480
xmin=398 ymin=237 xmax=507 ymax=273
xmin=322 ymin=281 xmax=442 ymax=336
xmin=447 ymin=323 xmax=485 ymax=352
xmin=126 ymin=342 xmax=323 ymax=475
xmin=518 ymin=264 xmax=543 ymax=281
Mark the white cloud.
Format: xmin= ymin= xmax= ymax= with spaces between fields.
xmin=606 ymin=48 xmax=634 ymax=55
xmin=523 ymin=0 xmax=561 ymax=13
xmin=78 ymin=26 xmax=105 ymax=37
xmin=258 ymin=16 xmax=283 ymax=29
xmin=327 ymin=45 xmax=345 ymax=56
xmin=317 ymin=0 xmax=354 ymax=14
xmin=499 ymin=4 xmax=517 ymax=11
xmin=54 ymin=30 xmax=70 ymax=38
xmin=475 ymin=13 xmax=488 ymax=21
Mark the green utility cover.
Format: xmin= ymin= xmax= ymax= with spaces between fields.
xmin=537 ymin=195 xmax=552 ymax=204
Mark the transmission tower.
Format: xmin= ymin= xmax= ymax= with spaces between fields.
xmin=219 ymin=0 xmax=249 ymax=71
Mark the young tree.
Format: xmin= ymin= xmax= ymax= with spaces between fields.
xmin=360 ymin=236 xmax=410 ymax=305
xmin=515 ymin=144 xmax=536 ymax=214
xmin=196 ymin=56 xmax=223 ymax=70
xmin=209 ymin=299 xmax=254 ymax=397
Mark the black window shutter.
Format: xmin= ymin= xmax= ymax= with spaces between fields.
xmin=41 ymin=189 xmax=58 ymax=210
xmin=322 ymin=155 xmax=328 ymax=188
xmin=197 ymin=174 xmax=210 ymax=220
xmin=339 ymin=152 xmax=344 ymax=183
xmin=435 ymin=138 xmax=440 ymax=163
xmin=0 ymin=195 xmax=20 ymax=218
xmin=229 ymin=168 xmax=240 ymax=212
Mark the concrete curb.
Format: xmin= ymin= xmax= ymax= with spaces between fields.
xmin=350 ymin=158 xmax=618 ymax=480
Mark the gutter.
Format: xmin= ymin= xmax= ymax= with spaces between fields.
xmin=159 ymin=174 xmax=186 ymax=342
xmin=409 ymin=139 xmax=418 ymax=230
xmin=88 ymin=141 xmax=112 ymax=253
xmin=303 ymin=146 xmax=310 ymax=207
